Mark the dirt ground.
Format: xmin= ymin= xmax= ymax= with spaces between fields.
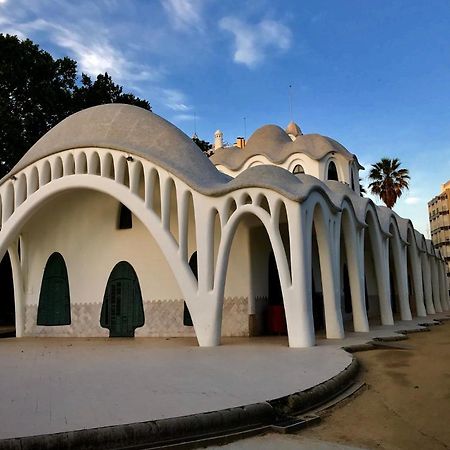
xmin=299 ymin=320 xmax=450 ymax=449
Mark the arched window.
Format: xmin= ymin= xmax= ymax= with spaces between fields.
xmin=183 ymin=252 xmax=197 ymax=326
xmin=327 ymin=161 xmax=339 ymax=181
xmin=118 ymin=203 xmax=132 ymax=229
xmin=292 ymin=164 xmax=305 ymax=175
xmin=37 ymin=252 xmax=71 ymax=326
xmin=101 ymin=261 xmax=144 ymax=337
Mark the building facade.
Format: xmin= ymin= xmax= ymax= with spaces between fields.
xmin=0 ymin=104 xmax=447 ymax=347
xmin=429 ymin=180 xmax=450 ymax=294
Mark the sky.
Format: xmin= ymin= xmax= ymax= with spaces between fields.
xmin=1 ymin=0 xmax=449 ymax=235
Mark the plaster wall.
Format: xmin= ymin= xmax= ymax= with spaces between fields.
xmin=21 ymin=189 xmax=189 ymax=337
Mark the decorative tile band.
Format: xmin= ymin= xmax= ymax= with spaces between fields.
xmin=24 ymin=296 xmax=251 ymax=338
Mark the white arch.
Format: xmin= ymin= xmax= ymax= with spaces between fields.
xmin=303 ymin=192 xmax=344 ymax=339
xmin=0 ymin=174 xmax=227 ymax=345
xmin=364 ymin=205 xmax=394 ymax=325
xmin=388 ymin=219 xmax=412 ymax=320
xmin=338 ymin=201 xmax=369 ymax=332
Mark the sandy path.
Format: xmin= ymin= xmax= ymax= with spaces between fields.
xmin=300 ymin=321 xmax=450 ymax=450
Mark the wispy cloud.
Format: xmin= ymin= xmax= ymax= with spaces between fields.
xmin=173 ymin=113 xmax=197 ymax=121
xmin=0 ymin=15 xmax=160 ymax=83
xmin=161 ymin=0 xmax=203 ymax=32
xmin=160 ymin=88 xmax=192 ymax=111
xmin=404 ymin=196 xmax=421 ymax=205
xmin=219 ymin=17 xmax=292 ymax=68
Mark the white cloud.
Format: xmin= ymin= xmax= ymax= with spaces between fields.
xmin=173 ymin=113 xmax=196 ymax=121
xmin=0 ymin=0 xmax=8 ymax=5
xmin=0 ymin=13 xmax=160 ymax=83
xmin=404 ymin=196 xmax=421 ymax=205
xmin=161 ymin=88 xmax=192 ymax=111
xmin=161 ymin=0 xmax=203 ymax=31
xmin=219 ymin=17 xmax=292 ymax=68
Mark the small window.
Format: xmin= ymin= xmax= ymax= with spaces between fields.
xmin=118 ymin=203 xmax=132 ymax=229
xmin=327 ymin=161 xmax=339 ymax=181
xmin=292 ymin=164 xmax=305 ymax=175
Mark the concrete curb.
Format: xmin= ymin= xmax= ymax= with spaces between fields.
xmin=0 ymin=403 xmax=274 ymax=450
xmin=0 ymin=360 xmax=360 ymax=450
xmin=268 ymin=357 xmax=359 ymax=417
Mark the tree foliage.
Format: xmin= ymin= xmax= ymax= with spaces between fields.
xmin=192 ymin=135 xmax=213 ymax=156
xmin=0 ymin=34 xmax=151 ymax=177
xmin=368 ymin=157 xmax=410 ymax=208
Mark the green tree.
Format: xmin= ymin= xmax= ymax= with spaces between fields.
xmin=368 ymin=157 xmax=410 ymax=208
xmin=192 ymin=135 xmax=213 ymax=156
xmin=0 ymin=34 xmax=151 ymax=177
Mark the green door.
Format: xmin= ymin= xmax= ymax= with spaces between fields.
xmin=37 ymin=252 xmax=71 ymax=326
xmin=100 ymin=261 xmax=144 ymax=337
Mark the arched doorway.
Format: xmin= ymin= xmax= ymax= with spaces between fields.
xmin=0 ymin=252 xmax=15 ymax=335
xmin=101 ymin=261 xmax=144 ymax=337
xmin=37 ymin=252 xmax=71 ymax=326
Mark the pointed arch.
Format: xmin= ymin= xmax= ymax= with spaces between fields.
xmin=100 ymin=261 xmax=144 ymax=337
xmin=37 ymin=252 xmax=71 ymax=326
xmin=327 ymin=160 xmax=339 ymax=181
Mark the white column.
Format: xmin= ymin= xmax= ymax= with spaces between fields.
xmin=409 ymin=246 xmax=427 ymax=317
xmin=8 ymin=243 xmax=24 ymax=337
xmin=286 ymin=204 xmax=315 ymax=347
xmin=394 ymin=243 xmax=412 ymax=320
xmin=438 ymin=261 xmax=449 ymax=311
xmin=345 ymin=226 xmax=369 ymax=332
xmin=422 ymin=253 xmax=435 ymax=314
xmin=430 ymin=257 xmax=443 ymax=313
xmin=322 ymin=217 xmax=344 ymax=338
xmin=377 ymin=237 xmax=395 ymax=325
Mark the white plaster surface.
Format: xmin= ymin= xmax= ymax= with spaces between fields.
xmin=0 ymin=337 xmax=351 ymax=439
xmin=0 ymin=314 xmax=447 ymax=440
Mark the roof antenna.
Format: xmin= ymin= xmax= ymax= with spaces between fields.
xmin=288 ymin=84 xmax=293 ymax=121
xmin=194 ymin=111 xmax=197 ymax=135
xmin=243 ymin=116 xmax=247 ymax=140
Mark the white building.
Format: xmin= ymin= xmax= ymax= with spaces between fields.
xmin=0 ymin=104 xmax=447 ymax=347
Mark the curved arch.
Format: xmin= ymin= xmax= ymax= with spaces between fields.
xmin=364 ymin=207 xmax=394 ymax=325
xmin=37 ymin=252 xmax=71 ymax=326
xmin=339 ymin=201 xmax=369 ymax=332
xmin=39 ymin=160 xmax=51 ymax=186
xmin=75 ymin=152 xmax=87 ymax=174
xmin=0 ymin=174 xmax=200 ymax=339
xmin=101 ymin=153 xmax=115 ymax=180
xmin=63 ymin=153 xmax=75 ymax=176
xmin=215 ymin=206 xmax=290 ymax=340
xmin=2 ymin=182 xmax=14 ymax=223
xmin=15 ymin=174 xmax=27 ymax=208
xmin=88 ymin=151 xmax=101 ymax=176
xmin=406 ymin=227 xmax=427 ymax=317
xmin=52 ymin=157 xmax=63 ymax=180
xmin=303 ymin=193 xmax=344 ymax=339
xmin=388 ymin=222 xmax=412 ymax=320
xmin=100 ymin=260 xmax=144 ymax=337
xmin=27 ymin=166 xmax=39 ymax=195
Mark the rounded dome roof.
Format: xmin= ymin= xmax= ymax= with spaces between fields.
xmin=211 ymin=123 xmax=363 ymax=171
xmin=5 ymin=103 xmax=228 ymax=188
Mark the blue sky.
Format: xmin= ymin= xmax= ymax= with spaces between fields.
xmin=1 ymin=0 xmax=449 ymax=235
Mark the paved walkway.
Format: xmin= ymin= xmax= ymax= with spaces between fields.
xmin=0 ymin=314 xmax=445 ymax=440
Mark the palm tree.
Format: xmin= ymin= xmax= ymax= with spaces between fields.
xmin=368 ymin=157 xmax=410 ymax=208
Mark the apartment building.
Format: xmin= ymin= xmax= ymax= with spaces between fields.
xmin=429 ymin=180 xmax=450 ymax=293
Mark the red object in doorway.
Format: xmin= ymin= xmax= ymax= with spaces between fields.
xmin=267 ymin=304 xmax=287 ymax=334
